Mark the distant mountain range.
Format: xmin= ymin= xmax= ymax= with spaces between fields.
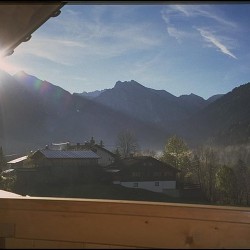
xmin=75 ymin=80 xmax=221 ymax=127
xmin=0 ymin=69 xmax=249 ymax=155
xmin=78 ymin=89 xmax=107 ymax=99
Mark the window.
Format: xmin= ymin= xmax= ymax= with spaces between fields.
xmin=0 ymin=3 xmax=249 ymax=208
xmin=155 ymin=182 xmax=160 ymax=187
xmin=133 ymin=183 xmax=138 ymax=188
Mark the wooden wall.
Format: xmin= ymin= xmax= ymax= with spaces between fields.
xmin=0 ymin=196 xmax=250 ymax=248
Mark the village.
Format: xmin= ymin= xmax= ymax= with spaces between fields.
xmin=1 ymin=136 xmax=190 ymax=200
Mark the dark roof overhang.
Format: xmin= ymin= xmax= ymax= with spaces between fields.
xmin=0 ymin=2 xmax=66 ymax=57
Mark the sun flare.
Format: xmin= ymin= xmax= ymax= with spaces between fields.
xmin=0 ymin=56 xmax=22 ymax=75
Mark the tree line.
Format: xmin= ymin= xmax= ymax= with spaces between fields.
xmin=115 ymin=130 xmax=250 ymax=206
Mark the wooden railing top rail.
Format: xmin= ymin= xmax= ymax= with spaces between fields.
xmin=1 ymin=196 xmax=250 ymax=224
xmin=1 ymin=196 xmax=250 ymax=248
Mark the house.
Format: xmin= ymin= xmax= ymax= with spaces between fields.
xmin=7 ymin=149 xmax=100 ymax=186
xmin=50 ymin=137 xmax=116 ymax=167
xmin=4 ymin=148 xmax=102 ymax=194
xmin=31 ymin=148 xmax=99 ymax=167
xmin=7 ymin=155 xmax=29 ymax=169
xmin=85 ymin=143 xmax=116 ymax=167
xmin=105 ymin=156 xmax=180 ymax=197
xmin=28 ymin=149 xmax=101 ymax=184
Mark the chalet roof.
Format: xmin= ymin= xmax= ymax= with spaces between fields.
xmin=92 ymin=144 xmax=116 ymax=157
xmin=7 ymin=155 xmax=28 ymax=164
xmin=55 ymin=142 xmax=116 ymax=157
xmin=107 ymin=156 xmax=180 ymax=172
xmin=36 ymin=149 xmax=100 ymax=159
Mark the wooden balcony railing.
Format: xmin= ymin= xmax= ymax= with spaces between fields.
xmin=0 ymin=194 xmax=250 ymax=248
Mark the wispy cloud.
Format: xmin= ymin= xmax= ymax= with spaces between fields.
xmin=169 ymin=5 xmax=237 ymax=28
xmin=14 ymin=38 xmax=74 ymax=66
xmin=161 ymin=6 xmax=197 ymax=43
xmin=166 ymin=26 xmax=191 ymax=43
xmin=161 ymin=5 xmax=238 ymax=59
xmin=197 ymin=28 xmax=237 ymax=59
xmin=14 ymin=6 xmax=163 ymax=65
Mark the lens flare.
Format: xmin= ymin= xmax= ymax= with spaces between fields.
xmin=0 ymin=57 xmax=22 ymax=75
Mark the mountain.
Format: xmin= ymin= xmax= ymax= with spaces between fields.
xmin=83 ymin=80 xmax=250 ymax=147
xmin=0 ymin=71 xmax=169 ymax=154
xmin=85 ymin=80 xmax=209 ymax=130
xmin=178 ymin=83 xmax=250 ymax=146
xmin=1 ymin=70 xmax=249 ymax=154
xmin=75 ymin=89 xmax=107 ymax=99
xmin=206 ymin=94 xmax=224 ymax=104
xmin=178 ymin=93 xmax=207 ymax=112
xmin=0 ymin=70 xmax=77 ymax=152
xmin=13 ymin=71 xmax=74 ymax=118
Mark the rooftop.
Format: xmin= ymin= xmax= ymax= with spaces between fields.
xmin=37 ymin=149 xmax=100 ymax=159
xmin=107 ymin=156 xmax=180 ymax=172
xmin=7 ymin=155 xmax=28 ymax=164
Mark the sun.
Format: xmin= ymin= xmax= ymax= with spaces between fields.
xmin=0 ymin=55 xmax=22 ymax=75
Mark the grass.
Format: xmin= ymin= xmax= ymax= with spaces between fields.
xmin=19 ymin=181 xmax=209 ymax=205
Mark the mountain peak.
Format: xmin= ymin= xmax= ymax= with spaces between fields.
xmin=179 ymin=93 xmax=204 ymax=99
xmin=114 ymin=80 xmax=144 ymax=89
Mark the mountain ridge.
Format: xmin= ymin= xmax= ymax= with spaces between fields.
xmin=1 ymin=70 xmax=249 ymax=154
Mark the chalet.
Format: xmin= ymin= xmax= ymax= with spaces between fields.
xmin=105 ymin=156 xmax=180 ymax=197
xmin=28 ymin=149 xmax=101 ymax=183
xmin=6 ymin=149 xmax=101 ymax=188
xmin=31 ymin=149 xmax=99 ymax=168
xmin=5 ymin=155 xmax=31 ymax=179
xmin=50 ymin=137 xmax=116 ymax=167
xmin=86 ymin=143 xmax=116 ymax=167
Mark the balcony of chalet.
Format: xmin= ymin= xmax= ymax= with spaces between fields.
xmin=0 ymin=189 xmax=250 ymax=249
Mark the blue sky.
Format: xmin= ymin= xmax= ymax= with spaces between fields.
xmin=1 ymin=3 xmax=250 ymax=99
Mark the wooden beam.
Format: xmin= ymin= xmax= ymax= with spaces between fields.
xmin=1 ymin=197 xmax=250 ymax=248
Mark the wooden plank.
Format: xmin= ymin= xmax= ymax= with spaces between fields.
xmin=83 ymin=243 xmax=137 ymax=249
xmin=0 ymin=238 xmax=5 ymax=249
xmin=5 ymin=238 xmax=141 ymax=249
xmin=1 ymin=197 xmax=250 ymax=224
xmin=33 ymin=239 xmax=84 ymax=249
xmin=5 ymin=238 xmax=34 ymax=249
xmin=1 ymin=209 xmax=250 ymax=248
xmin=1 ymin=197 xmax=250 ymax=248
xmin=5 ymin=238 xmax=84 ymax=249
xmin=0 ymin=223 xmax=15 ymax=237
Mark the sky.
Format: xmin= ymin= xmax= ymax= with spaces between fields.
xmin=1 ymin=3 xmax=250 ymax=99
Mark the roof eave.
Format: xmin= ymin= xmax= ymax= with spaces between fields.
xmin=0 ymin=2 xmax=66 ymax=57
